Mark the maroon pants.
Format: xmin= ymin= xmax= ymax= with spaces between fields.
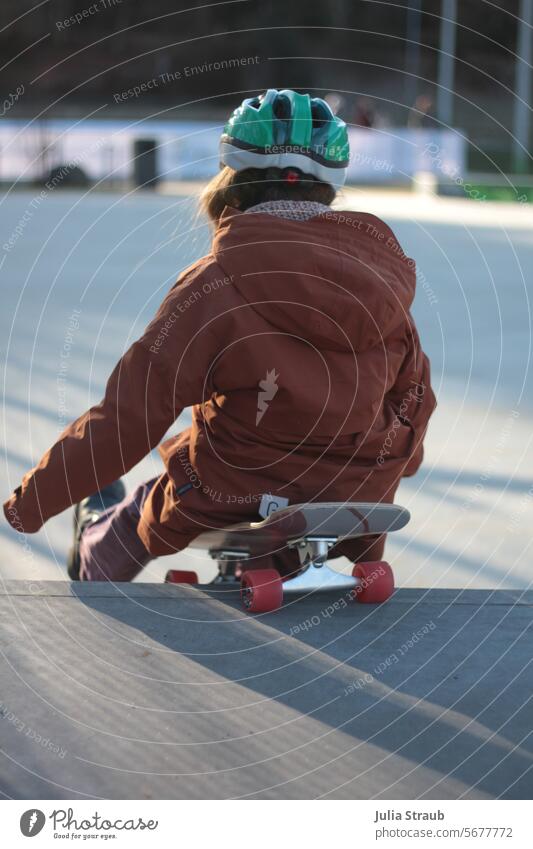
xmin=79 ymin=479 xmax=386 ymax=582
xmin=79 ymin=480 xmax=156 ymax=581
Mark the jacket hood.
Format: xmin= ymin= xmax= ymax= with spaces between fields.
xmin=212 ymin=206 xmax=416 ymax=353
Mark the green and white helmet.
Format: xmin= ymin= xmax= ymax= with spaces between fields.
xmin=220 ymin=89 xmax=350 ymax=186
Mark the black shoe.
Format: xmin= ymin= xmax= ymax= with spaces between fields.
xmin=67 ymin=479 xmax=126 ymax=580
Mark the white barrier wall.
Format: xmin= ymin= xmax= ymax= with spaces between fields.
xmin=346 ymin=127 xmax=465 ymax=183
xmin=0 ymin=119 xmax=465 ymax=185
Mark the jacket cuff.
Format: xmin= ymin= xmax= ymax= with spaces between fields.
xmin=3 ymin=488 xmax=40 ymax=534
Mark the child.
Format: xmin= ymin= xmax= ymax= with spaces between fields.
xmin=4 ymin=89 xmax=436 ymax=581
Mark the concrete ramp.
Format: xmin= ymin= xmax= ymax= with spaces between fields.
xmin=0 ymin=581 xmax=531 ymax=799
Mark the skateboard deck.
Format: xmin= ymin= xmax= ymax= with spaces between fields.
xmin=189 ymin=501 xmax=410 ymax=555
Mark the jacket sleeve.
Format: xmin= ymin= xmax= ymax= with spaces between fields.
xmin=3 ymin=262 xmax=223 ymax=534
xmin=386 ymin=319 xmax=437 ymax=477
xmin=3 ymin=340 xmax=180 ymax=534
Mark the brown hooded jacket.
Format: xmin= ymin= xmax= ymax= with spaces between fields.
xmin=4 ymin=207 xmax=436 ymax=554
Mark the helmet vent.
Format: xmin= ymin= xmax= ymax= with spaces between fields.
xmin=311 ymin=102 xmax=329 ymax=129
xmin=273 ymin=94 xmax=291 ymax=120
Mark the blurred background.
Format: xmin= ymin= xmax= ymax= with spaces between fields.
xmin=1 ymin=0 xmax=532 ymax=589
xmin=2 ymin=0 xmax=532 ymax=189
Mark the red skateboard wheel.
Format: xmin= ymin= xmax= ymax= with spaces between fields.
xmin=240 ymin=569 xmax=283 ymax=613
xmin=352 ymin=560 xmax=394 ymax=603
xmin=165 ymin=569 xmax=199 ymax=585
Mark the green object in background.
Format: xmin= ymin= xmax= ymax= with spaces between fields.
xmin=465 ymin=184 xmax=533 ymax=203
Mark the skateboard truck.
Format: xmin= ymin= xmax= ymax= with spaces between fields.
xmin=211 ymin=537 xmax=357 ymax=592
xmin=209 ymin=549 xmax=250 ymax=582
xmin=283 ymin=536 xmax=357 ymax=593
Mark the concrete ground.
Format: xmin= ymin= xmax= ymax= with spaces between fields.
xmin=0 ymin=581 xmax=531 ymax=800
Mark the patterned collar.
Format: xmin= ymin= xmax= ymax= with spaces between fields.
xmin=244 ymin=200 xmax=331 ymax=221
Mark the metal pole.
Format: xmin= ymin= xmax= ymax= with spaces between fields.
xmin=513 ymin=0 xmax=532 ymax=173
xmin=405 ymin=0 xmax=422 ymax=109
xmin=436 ymin=0 xmax=457 ymax=126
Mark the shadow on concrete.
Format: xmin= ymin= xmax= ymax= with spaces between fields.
xmin=62 ymin=583 xmax=533 ymax=800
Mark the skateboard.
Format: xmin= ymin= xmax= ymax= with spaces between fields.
xmin=165 ymin=501 xmax=409 ymax=614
